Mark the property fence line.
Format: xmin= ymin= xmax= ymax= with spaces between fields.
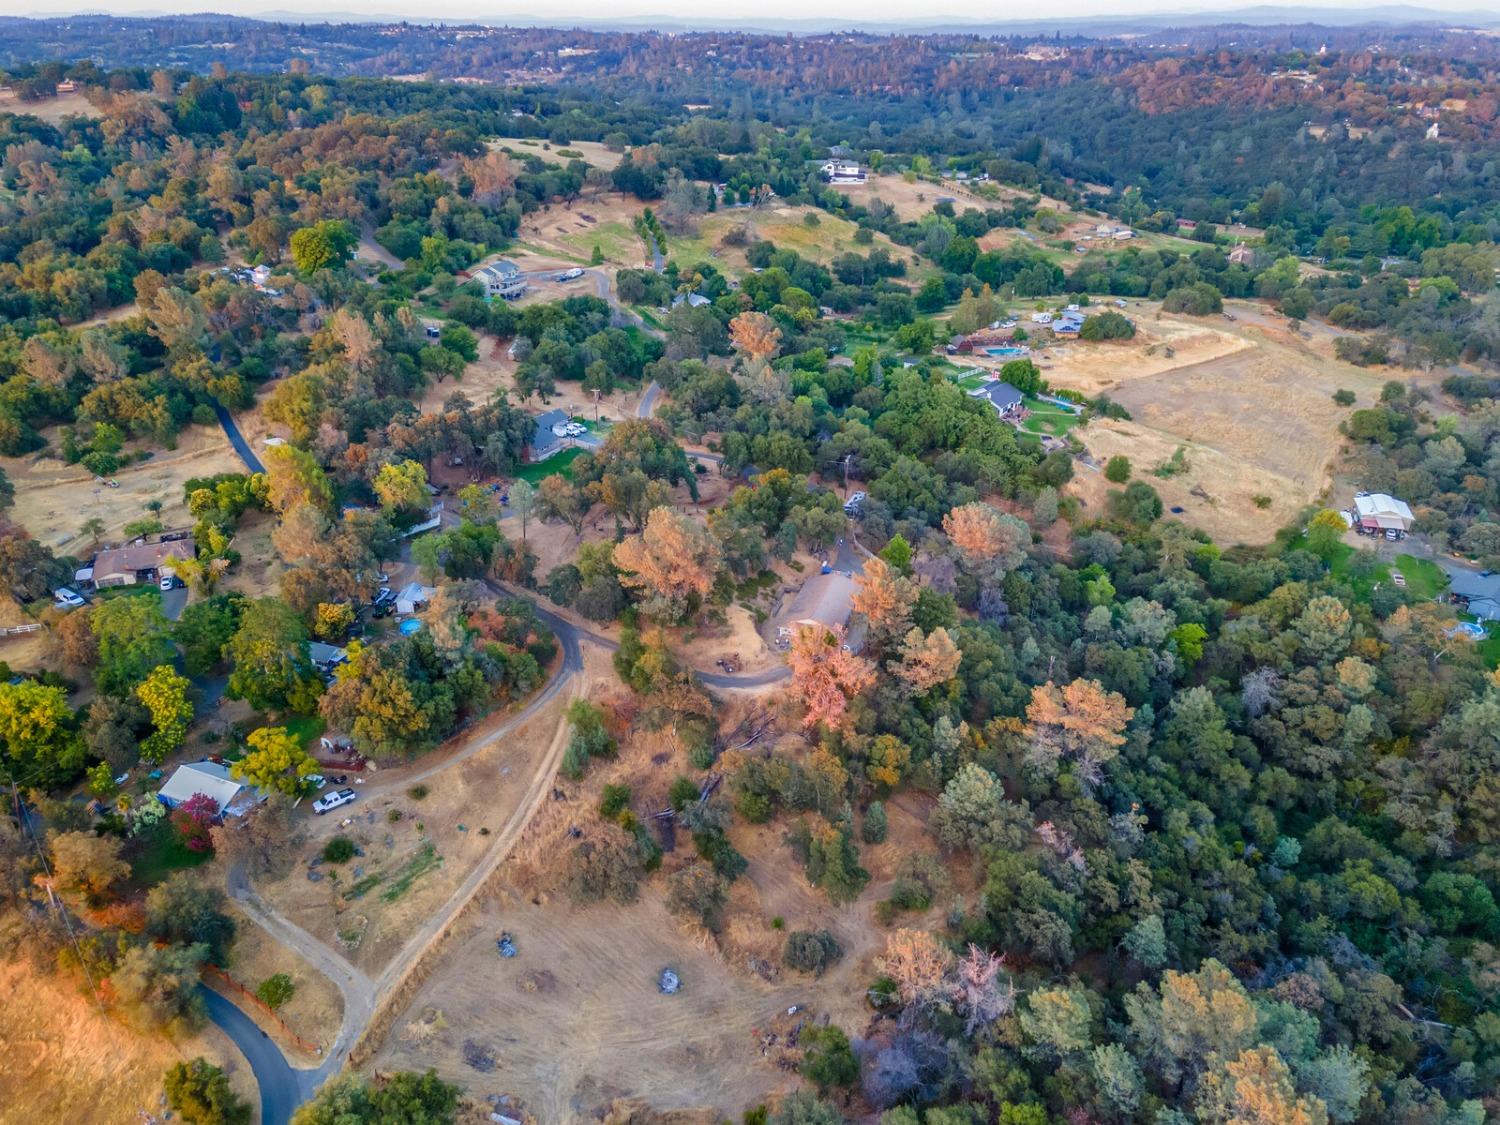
xmin=202 ymin=964 xmax=321 ymax=1055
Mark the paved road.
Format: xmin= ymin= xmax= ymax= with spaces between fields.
xmin=213 ymin=401 xmax=265 ymax=474
xmin=637 ymin=381 xmax=662 ymax=419
xmin=200 ymin=985 xmax=303 ymax=1125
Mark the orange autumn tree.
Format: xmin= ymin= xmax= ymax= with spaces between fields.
xmin=788 ymin=623 xmax=875 ymax=733
xmin=852 ymin=556 xmax=918 ymax=648
xmin=942 ymin=501 xmax=1029 ymax=578
xmin=729 ymin=311 xmax=782 ymax=362
xmin=893 ymin=626 xmax=963 ymax=695
xmin=877 ymin=928 xmax=955 ymax=1009
xmin=1024 ymin=678 xmax=1134 ymax=787
xmin=613 ymin=505 xmax=722 ymax=623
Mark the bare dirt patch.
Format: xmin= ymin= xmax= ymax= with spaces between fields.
xmin=826 ymin=172 xmax=945 ymax=222
xmin=0 ymin=959 xmax=255 ymax=1125
xmin=370 ymin=712 xmax=939 ymax=1120
xmin=3 ymin=411 xmax=268 ymax=554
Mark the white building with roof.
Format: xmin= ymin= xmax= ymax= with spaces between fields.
xmin=157 ymin=761 xmax=264 ymax=817
xmin=1352 ymin=493 xmax=1414 ymax=533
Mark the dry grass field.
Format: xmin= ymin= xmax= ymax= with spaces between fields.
xmin=0 ymin=90 xmax=101 ymax=123
xmin=1050 ymin=300 xmax=1397 ymax=543
xmin=371 ymin=721 xmax=943 ymax=1121
xmin=220 ymin=901 xmax=347 ymax=1059
xmin=0 ymin=959 xmax=256 ymax=1125
xmin=1 ymin=420 xmax=257 ymax=554
xmin=252 ymin=650 xmax=605 ymax=977
xmin=488 ymin=136 xmax=625 ymax=171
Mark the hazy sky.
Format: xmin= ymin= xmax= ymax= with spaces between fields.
xmin=8 ymin=0 xmax=1495 ymax=23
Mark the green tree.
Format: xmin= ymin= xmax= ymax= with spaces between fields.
xmin=135 ymin=665 xmax=193 ymax=764
xmin=231 ymin=726 xmax=319 ymax=797
xmin=800 ymin=1024 xmax=859 ymax=1091
xmin=292 ymin=1070 xmax=460 ymax=1125
xmin=90 ymin=596 xmax=175 ymax=694
xmin=256 ymin=972 xmax=296 ymax=1009
xmin=1306 ymin=508 xmax=1350 ymax=558
xmin=1103 ymin=455 xmax=1132 ymax=483
xmin=0 ymin=679 xmax=84 ymax=784
xmin=110 ymin=942 xmax=209 ymax=1033
xmin=164 ymin=1058 xmax=252 ymax=1125
xmin=144 ymin=874 xmax=236 ymax=965
xmin=289 ymin=219 xmax=356 ymax=273
xmin=225 ymin=599 xmax=321 ymax=714
xmin=175 ymin=595 xmax=243 ymax=676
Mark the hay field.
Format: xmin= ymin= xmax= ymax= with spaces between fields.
xmin=488 ymin=137 xmax=625 ymax=171
xmin=0 ymin=90 xmax=101 ymax=123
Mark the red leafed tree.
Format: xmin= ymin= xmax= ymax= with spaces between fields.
xmin=172 ymin=793 xmax=221 ymax=853
xmin=788 ymin=623 xmax=875 ymax=733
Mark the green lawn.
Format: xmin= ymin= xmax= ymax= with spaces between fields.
xmin=1020 ymin=395 xmax=1083 ymax=437
xmin=1394 ymin=555 xmax=1447 ymax=600
xmin=129 ymin=821 xmax=213 ymax=887
xmin=1477 ymin=630 xmax=1500 ymax=668
xmin=515 ymin=446 xmax=584 ymax=484
xmin=558 ymin=221 xmax=643 ymax=266
xmin=282 ymin=714 xmax=327 ymax=750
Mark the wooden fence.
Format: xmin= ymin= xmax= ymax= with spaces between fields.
xmin=202 ymin=964 xmax=321 ymax=1055
xmin=0 ymin=623 xmax=41 ymax=639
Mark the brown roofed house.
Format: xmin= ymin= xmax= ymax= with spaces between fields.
xmin=91 ymin=537 xmax=194 ymax=588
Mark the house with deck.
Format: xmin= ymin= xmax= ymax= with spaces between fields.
xmin=472 ymin=259 xmax=527 ymax=300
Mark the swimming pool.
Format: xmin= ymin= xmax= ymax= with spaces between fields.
xmin=983 ymin=346 xmax=1030 ymax=357
xmin=399 ymin=618 xmax=423 ymax=636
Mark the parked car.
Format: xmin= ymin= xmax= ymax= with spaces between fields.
xmin=313 ymin=788 xmax=357 ymax=815
xmin=53 ymin=587 xmax=86 ymax=608
xmin=304 ymin=774 xmax=329 ymax=790
xmin=159 ymin=574 xmax=182 ymax=591
xmin=1385 ymin=528 xmax=1400 ymax=541
xmin=559 ymin=268 xmax=584 ymax=281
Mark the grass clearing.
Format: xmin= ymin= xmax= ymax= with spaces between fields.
xmin=514 ymin=446 xmax=584 ymax=484
xmin=128 ymin=821 xmax=214 ymax=888
xmin=1020 ymin=395 xmax=1082 ymax=437
xmin=1394 ymin=555 xmax=1447 ymax=600
xmin=283 ymin=714 xmax=327 ymax=749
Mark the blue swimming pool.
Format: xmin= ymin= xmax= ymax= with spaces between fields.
xmin=983 ymin=346 xmax=1029 ymax=357
xmin=399 ymin=618 xmax=423 ymax=636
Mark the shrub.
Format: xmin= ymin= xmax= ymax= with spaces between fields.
xmin=407 ymin=784 xmax=429 ymax=801
xmin=1253 ymin=494 xmax=1273 ymax=509
xmin=800 ymin=1024 xmax=859 ymax=1091
xmin=599 ymin=783 xmax=632 ymax=821
xmin=256 ymin=972 xmax=295 ymax=1009
xmin=1332 ymin=388 xmax=1356 ymax=406
xmin=668 ymin=776 xmax=700 ymax=811
xmin=784 ymin=928 xmax=843 ymax=975
xmin=322 ymin=836 xmax=356 ymax=864
xmin=1103 ymin=455 xmax=1132 ymax=484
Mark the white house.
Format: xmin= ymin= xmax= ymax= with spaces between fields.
xmin=472 ymin=259 xmax=527 ymax=300
xmin=157 ymin=761 xmax=264 ymax=818
xmin=1352 ymin=493 xmax=1414 ymax=535
xmin=820 ymin=160 xmax=865 ymax=184
xmin=395 ymin=581 xmax=436 ymax=616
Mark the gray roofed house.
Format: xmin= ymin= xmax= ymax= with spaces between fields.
xmin=671 ymin=292 xmax=712 ymax=309
xmin=528 ymin=408 xmax=573 ymax=463
xmin=970 ymin=380 xmax=1025 ymax=419
xmin=1449 ymin=570 xmax=1500 ymax=622
xmin=472 ymin=258 xmax=527 ymax=300
xmin=307 ymin=641 xmax=348 ymax=672
xmin=773 ymin=571 xmax=866 ymax=650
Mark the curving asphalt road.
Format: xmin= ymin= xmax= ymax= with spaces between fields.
xmin=200 ymin=985 xmax=303 ymax=1125
xmin=213 ymin=401 xmax=265 ymax=475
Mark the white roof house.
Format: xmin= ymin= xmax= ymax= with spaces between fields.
xmin=1353 ymin=493 xmax=1414 ymax=531
xmin=396 ymin=581 xmax=436 ymax=616
xmin=157 ymin=761 xmax=263 ymax=817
